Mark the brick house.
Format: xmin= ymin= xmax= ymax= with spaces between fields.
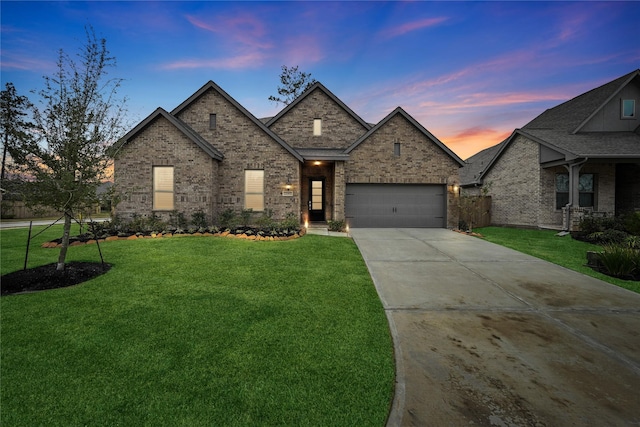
xmin=461 ymin=69 xmax=640 ymax=230
xmin=113 ymin=81 xmax=464 ymax=228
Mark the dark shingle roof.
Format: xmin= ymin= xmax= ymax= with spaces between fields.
xmin=462 ymin=69 xmax=640 ymax=185
xmin=459 ymin=141 xmax=505 ymax=186
xmin=114 ymin=108 xmax=224 ymax=160
xmin=524 ymin=69 xmax=639 ymax=133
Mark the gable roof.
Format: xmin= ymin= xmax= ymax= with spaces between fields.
xmin=172 ymin=81 xmax=303 ymax=162
xmin=344 ymin=107 xmax=465 ymax=166
xmin=114 ymin=107 xmax=224 ymax=160
xmin=266 ymin=82 xmax=371 ymax=131
xmin=524 ymin=69 xmax=640 ymax=134
xmin=463 ymin=69 xmax=640 ymax=186
xmin=459 ymin=140 xmax=504 ymax=186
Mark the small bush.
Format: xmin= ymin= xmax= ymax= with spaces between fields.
xmin=191 ymin=210 xmax=208 ymax=229
xmin=623 ymin=211 xmax=640 ymax=236
xmin=327 ymin=220 xmax=346 ymax=232
xmin=217 ymin=209 xmax=238 ymax=230
xmin=588 ymin=229 xmax=629 ymax=245
xmin=279 ymin=212 xmax=300 ymax=230
xmin=598 ymin=245 xmax=640 ymax=278
xmin=169 ymin=210 xmax=188 ymax=229
xmin=256 ymin=209 xmax=276 ymax=230
xmin=240 ymin=209 xmax=253 ymax=227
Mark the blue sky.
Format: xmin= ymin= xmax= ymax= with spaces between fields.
xmin=2 ymin=1 xmax=639 ymax=159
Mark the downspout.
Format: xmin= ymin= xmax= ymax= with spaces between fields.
xmin=563 ymin=158 xmax=588 ymax=231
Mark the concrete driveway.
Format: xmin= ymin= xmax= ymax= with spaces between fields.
xmin=350 ymin=228 xmax=640 ymax=426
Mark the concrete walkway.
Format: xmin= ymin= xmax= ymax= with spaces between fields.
xmin=351 ymin=228 xmax=640 ymax=426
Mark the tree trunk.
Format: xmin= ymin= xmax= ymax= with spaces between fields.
xmin=57 ymin=211 xmax=72 ymax=271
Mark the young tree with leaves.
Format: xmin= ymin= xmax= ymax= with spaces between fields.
xmin=0 ymin=82 xmax=33 ymax=184
xmin=10 ymin=26 xmax=127 ymax=271
xmin=268 ymin=65 xmax=317 ymax=106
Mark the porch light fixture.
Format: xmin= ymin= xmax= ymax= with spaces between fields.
xmin=314 ymin=161 xmax=321 ymax=166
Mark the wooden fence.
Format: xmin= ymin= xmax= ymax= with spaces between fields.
xmin=1 ymin=200 xmax=100 ymax=219
xmin=459 ymin=196 xmax=491 ymax=229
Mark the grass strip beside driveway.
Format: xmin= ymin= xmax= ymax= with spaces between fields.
xmin=476 ymin=226 xmax=640 ymax=294
xmin=1 ymin=229 xmax=394 ymax=426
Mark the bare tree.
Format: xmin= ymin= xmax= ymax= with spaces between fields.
xmin=268 ymin=65 xmax=317 ymax=107
xmin=10 ymin=26 xmax=127 ymax=271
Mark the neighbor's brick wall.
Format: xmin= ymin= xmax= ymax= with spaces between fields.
xmin=483 ymin=134 xmax=541 ymax=227
xmin=268 ymin=88 xmax=369 ymax=149
xmin=174 ymin=88 xmax=301 ymax=220
xmin=539 ymin=163 xmax=616 ymax=227
xmin=114 ymin=115 xmax=218 ymax=223
xmin=345 ymin=114 xmax=461 ymax=228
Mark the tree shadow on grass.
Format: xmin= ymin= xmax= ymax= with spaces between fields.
xmin=1 ymin=262 xmax=111 ymax=296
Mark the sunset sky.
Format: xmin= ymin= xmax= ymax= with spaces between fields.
xmin=2 ymin=1 xmax=639 ymax=160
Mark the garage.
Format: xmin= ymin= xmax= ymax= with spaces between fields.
xmin=345 ymin=184 xmax=446 ymax=228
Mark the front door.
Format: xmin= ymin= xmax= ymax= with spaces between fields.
xmin=308 ymin=178 xmax=325 ymax=222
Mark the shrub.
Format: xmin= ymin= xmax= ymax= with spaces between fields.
xmin=588 ymin=229 xmax=629 ymax=245
xmin=327 ymin=219 xmax=346 ymax=232
xmin=279 ymin=212 xmax=300 ymax=231
xmin=217 ymin=209 xmax=238 ymax=230
xmin=169 ymin=210 xmax=188 ymax=229
xmin=623 ymin=211 xmax=640 ymax=236
xmin=597 ymin=245 xmax=640 ymax=278
xmin=256 ymin=209 xmax=276 ymax=230
xmin=240 ymin=209 xmax=253 ymax=227
xmin=191 ymin=210 xmax=208 ymax=229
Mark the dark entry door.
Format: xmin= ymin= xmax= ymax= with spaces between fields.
xmin=308 ymin=179 xmax=325 ymax=221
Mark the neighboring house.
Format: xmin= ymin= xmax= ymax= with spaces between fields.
xmin=461 ymin=69 xmax=640 ymax=230
xmin=113 ymin=81 xmax=464 ymax=228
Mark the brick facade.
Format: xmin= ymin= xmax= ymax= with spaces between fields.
xmin=114 ymin=82 xmax=463 ymax=228
xmin=481 ymin=135 xmax=541 ymax=227
xmin=345 ymin=114 xmax=460 ymax=228
xmin=479 ymin=134 xmax=620 ymax=229
xmin=114 ymin=115 xmax=219 ymax=223
xmin=268 ymin=88 xmax=369 ymax=149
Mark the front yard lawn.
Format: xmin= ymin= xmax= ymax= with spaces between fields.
xmin=476 ymin=226 xmax=640 ymax=294
xmin=1 ymin=226 xmax=394 ymax=426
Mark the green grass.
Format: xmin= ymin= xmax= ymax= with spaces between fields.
xmin=476 ymin=226 xmax=640 ymax=294
xmin=1 ymin=227 xmax=395 ymax=426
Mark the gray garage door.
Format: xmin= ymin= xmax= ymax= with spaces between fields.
xmin=345 ymin=184 xmax=445 ymax=228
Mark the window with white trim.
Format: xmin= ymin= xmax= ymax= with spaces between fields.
xmin=313 ymin=118 xmax=322 ymax=136
xmin=245 ymin=170 xmax=264 ymax=211
xmin=153 ymin=166 xmax=174 ymax=210
xmin=622 ymin=99 xmax=636 ymax=119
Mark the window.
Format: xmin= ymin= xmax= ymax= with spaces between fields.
xmin=209 ymin=113 xmax=217 ymax=129
xmin=555 ymin=173 xmax=595 ymax=209
xmin=153 ymin=166 xmax=174 ymax=210
xmin=245 ymin=170 xmax=264 ymax=211
xmin=622 ymin=99 xmax=636 ymax=119
xmin=313 ymin=118 xmax=322 ymax=136
xmin=394 ymin=142 xmax=401 ymax=157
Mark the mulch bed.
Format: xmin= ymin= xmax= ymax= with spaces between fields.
xmin=1 ymin=262 xmax=111 ymax=296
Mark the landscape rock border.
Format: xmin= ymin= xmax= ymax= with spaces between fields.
xmin=41 ymin=227 xmax=307 ymax=248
